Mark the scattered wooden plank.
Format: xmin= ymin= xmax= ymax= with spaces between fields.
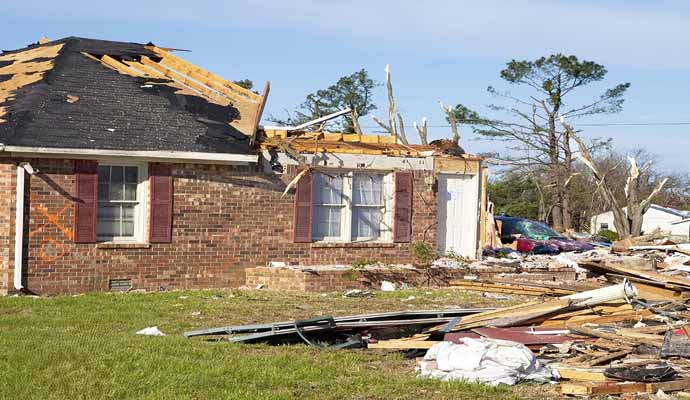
xmin=586 ymin=349 xmax=631 ymax=366
xmin=449 ymin=280 xmax=577 ymax=296
xmin=555 ymin=367 xmax=610 ymax=382
xmin=368 ymin=340 xmax=439 ymax=349
xmin=566 ymin=324 xmax=663 ymax=347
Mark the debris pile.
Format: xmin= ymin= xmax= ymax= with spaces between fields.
xmin=186 ymin=232 xmax=690 ymax=397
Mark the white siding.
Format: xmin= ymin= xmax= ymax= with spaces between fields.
xmin=590 ymin=205 xmax=689 ymax=235
xmin=671 ymin=220 xmax=690 ymax=237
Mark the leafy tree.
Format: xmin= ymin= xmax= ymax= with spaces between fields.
xmin=455 ymin=54 xmax=630 ymax=231
xmin=488 ymin=171 xmax=544 ymax=221
xmin=270 ymin=69 xmax=378 ymax=133
xmin=233 ymin=79 xmax=254 ymax=91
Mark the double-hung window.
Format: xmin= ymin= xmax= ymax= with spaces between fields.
xmin=97 ymin=163 xmax=147 ymax=242
xmin=312 ymin=171 xmax=391 ymax=242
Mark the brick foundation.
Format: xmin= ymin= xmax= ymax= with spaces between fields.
xmin=0 ymin=158 xmax=438 ymax=295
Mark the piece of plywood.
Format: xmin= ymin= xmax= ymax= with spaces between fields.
xmin=435 ymin=157 xmax=479 ymax=174
xmin=556 ymin=367 xmax=609 ymax=382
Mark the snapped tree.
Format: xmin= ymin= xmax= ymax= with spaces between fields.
xmin=561 ymin=116 xmax=669 ymax=238
xmin=456 ymin=54 xmax=630 ymax=231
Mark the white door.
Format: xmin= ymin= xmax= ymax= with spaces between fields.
xmin=437 ymin=174 xmax=479 ymax=258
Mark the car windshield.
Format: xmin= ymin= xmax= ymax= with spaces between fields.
xmin=500 ymin=218 xmax=563 ymax=240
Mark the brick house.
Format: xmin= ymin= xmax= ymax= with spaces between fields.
xmin=0 ymin=37 xmax=487 ymax=295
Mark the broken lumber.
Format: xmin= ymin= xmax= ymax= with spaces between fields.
xmin=448 ymin=280 xmax=576 ymax=296
xmin=561 ymin=379 xmax=690 ymax=396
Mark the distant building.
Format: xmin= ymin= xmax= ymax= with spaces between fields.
xmin=590 ymin=204 xmax=690 ymax=237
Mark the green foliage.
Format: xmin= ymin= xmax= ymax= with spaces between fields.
xmin=597 ymin=229 xmax=619 ymax=242
xmin=487 ymin=173 xmax=543 ymax=220
xmin=443 ymin=249 xmax=468 ymax=266
xmin=447 ymin=103 xmax=484 ymax=124
xmin=411 ymin=241 xmax=433 ymax=265
xmin=233 ymin=79 xmax=254 ymax=91
xmin=497 ymin=54 xmax=630 ymax=114
xmin=271 ymin=69 xmax=379 ymax=132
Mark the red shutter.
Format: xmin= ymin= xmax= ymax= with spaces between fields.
xmin=293 ymin=170 xmax=313 ymax=243
xmin=74 ymin=160 xmax=98 ymax=243
xmin=149 ymin=163 xmax=173 ymax=243
xmin=393 ymin=171 xmax=413 ymax=243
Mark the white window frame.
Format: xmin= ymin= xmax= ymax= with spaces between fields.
xmin=96 ymin=161 xmax=148 ymax=243
xmin=311 ymin=169 xmax=393 ymax=243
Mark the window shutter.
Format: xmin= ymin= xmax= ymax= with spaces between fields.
xmin=149 ymin=163 xmax=173 ymax=243
xmin=393 ymin=171 xmax=413 ymax=243
xmin=293 ymin=170 xmax=313 ymax=243
xmin=74 ymin=160 xmax=98 ymax=243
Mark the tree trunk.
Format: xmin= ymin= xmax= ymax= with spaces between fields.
xmin=546 ymin=109 xmax=563 ymax=231
xmin=350 ymin=109 xmax=362 ymax=134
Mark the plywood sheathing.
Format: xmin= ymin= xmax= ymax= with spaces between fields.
xmin=0 ymin=43 xmax=64 ymax=123
xmin=435 ymin=157 xmax=480 ymax=174
xmin=80 ymin=45 xmax=264 ymax=136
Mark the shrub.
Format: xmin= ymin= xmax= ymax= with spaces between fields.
xmin=411 ymin=241 xmax=433 ymax=265
xmin=597 ymin=229 xmax=619 ymax=242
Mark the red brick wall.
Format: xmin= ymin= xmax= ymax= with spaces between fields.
xmin=2 ymin=158 xmax=438 ymax=295
xmin=0 ymin=161 xmax=16 ymax=294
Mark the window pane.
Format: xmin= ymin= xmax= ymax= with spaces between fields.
xmin=97 ymin=166 xmax=109 ymax=183
xmin=98 ymin=183 xmax=109 ymax=201
xmin=110 ymin=183 xmax=123 ymax=201
xmin=314 ymin=205 xmax=342 ymax=238
xmin=97 ymin=205 xmax=120 ymax=237
xmin=111 ymin=166 xmax=124 ymax=183
xmin=353 ymin=207 xmax=381 ymax=239
xmin=121 ymin=205 xmax=135 ymax=236
xmin=124 ymin=166 xmax=138 ymax=183
xmin=353 ymin=174 xmax=382 ymax=205
xmin=314 ymin=173 xmax=343 ymax=205
xmin=124 ymin=183 xmax=137 ymax=201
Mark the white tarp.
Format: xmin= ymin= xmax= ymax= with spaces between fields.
xmin=417 ymin=338 xmax=553 ymax=386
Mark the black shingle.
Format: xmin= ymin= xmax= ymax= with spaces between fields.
xmin=0 ymin=37 xmax=252 ymax=155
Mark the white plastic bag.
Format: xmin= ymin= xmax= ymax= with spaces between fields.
xmin=417 ymin=338 xmax=553 ymax=386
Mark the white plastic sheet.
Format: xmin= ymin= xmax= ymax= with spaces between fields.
xmin=136 ymin=326 xmax=165 ymax=336
xmin=417 ymin=338 xmax=553 ymax=386
xmin=380 ymin=281 xmax=396 ymax=291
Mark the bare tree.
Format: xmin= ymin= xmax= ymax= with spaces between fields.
xmin=439 ymin=101 xmax=460 ymax=144
xmin=413 ymin=117 xmax=429 ymax=145
xmin=561 ymin=116 xmax=668 ymax=238
xmin=372 ymin=64 xmax=410 ymax=144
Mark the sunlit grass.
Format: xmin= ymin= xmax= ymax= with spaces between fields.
xmin=0 ymin=289 xmax=546 ymax=399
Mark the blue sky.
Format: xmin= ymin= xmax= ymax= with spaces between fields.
xmin=4 ymin=1 xmax=690 ymax=171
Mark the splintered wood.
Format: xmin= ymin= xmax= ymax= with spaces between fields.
xmin=0 ymin=43 xmax=64 ymax=123
xmin=83 ymin=45 xmax=265 ymax=136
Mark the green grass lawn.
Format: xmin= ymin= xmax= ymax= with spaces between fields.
xmin=0 ymin=288 xmax=555 ymax=399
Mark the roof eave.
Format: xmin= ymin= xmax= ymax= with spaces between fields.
xmin=0 ymin=145 xmax=257 ymax=165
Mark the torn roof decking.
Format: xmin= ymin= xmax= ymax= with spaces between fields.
xmin=261 ymin=128 xmax=483 ymax=159
xmin=0 ymin=37 xmax=267 ymax=155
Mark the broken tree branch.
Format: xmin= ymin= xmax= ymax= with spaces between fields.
xmin=413 ymin=117 xmax=429 ymax=145
xmin=439 ymin=101 xmax=460 ymax=144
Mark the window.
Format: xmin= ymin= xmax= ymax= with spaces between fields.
xmin=312 ymin=171 xmax=392 ymax=242
xmin=600 ymin=223 xmax=609 ymax=231
xmin=97 ymin=163 xmax=147 ymax=242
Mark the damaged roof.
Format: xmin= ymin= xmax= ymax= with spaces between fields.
xmin=0 ymin=37 xmax=267 ymax=156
